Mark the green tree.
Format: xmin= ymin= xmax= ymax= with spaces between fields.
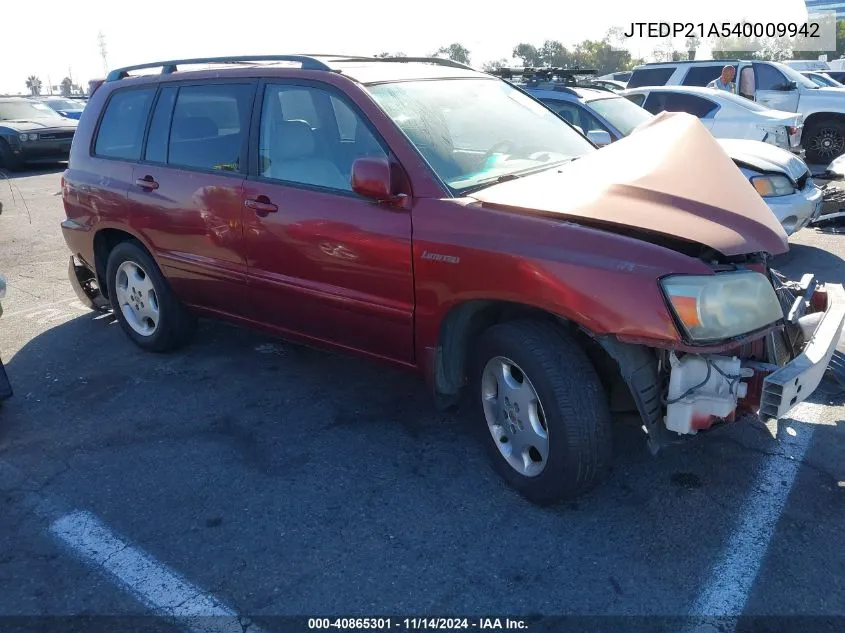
xmin=433 ymin=43 xmax=470 ymax=65
xmin=60 ymin=77 xmax=73 ymax=97
xmin=375 ymin=52 xmax=407 ymax=58
xmin=571 ymin=37 xmax=633 ymax=74
xmin=25 ymin=75 xmax=42 ymax=96
xmin=539 ymin=40 xmax=572 ymax=66
xmin=512 ymin=43 xmax=542 ymax=66
xmin=481 ymin=59 xmax=508 ymax=72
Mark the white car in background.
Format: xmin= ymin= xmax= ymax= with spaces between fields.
xmin=620 ymin=85 xmax=803 ymax=152
xmin=519 ymin=84 xmax=821 ymax=235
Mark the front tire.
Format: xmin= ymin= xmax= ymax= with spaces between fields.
xmin=804 ymin=118 xmax=845 ymax=164
xmin=106 ymin=241 xmax=196 ymax=352
xmin=470 ymin=320 xmax=613 ymax=505
xmin=0 ymin=139 xmax=24 ymax=171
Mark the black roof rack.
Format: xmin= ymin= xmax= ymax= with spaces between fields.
xmin=105 ymin=55 xmax=335 ymax=81
xmin=105 ymin=54 xmax=476 ymax=82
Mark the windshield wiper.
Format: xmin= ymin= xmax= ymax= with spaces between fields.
xmin=461 ymin=173 xmax=521 ymax=195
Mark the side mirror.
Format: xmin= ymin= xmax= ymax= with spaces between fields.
xmin=351 ymin=157 xmax=406 ymax=207
xmin=586 ymin=129 xmax=612 ymax=147
xmin=778 ymin=81 xmax=798 ymax=91
xmin=573 ymin=125 xmax=585 ymax=135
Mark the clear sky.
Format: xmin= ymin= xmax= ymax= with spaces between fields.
xmin=0 ymin=0 xmax=812 ymax=95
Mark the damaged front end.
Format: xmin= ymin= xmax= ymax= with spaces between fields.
xmin=603 ymin=266 xmax=845 ymax=451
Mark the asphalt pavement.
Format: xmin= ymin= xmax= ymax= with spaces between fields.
xmin=0 ymin=167 xmax=843 ymax=631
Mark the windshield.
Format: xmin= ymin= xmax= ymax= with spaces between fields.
xmin=367 ymin=78 xmax=595 ymax=193
xmin=47 ymin=98 xmax=84 ymax=111
xmin=0 ymin=100 xmax=60 ymax=120
xmin=587 ymin=96 xmax=653 ymax=136
xmin=774 ymin=62 xmax=821 ymax=90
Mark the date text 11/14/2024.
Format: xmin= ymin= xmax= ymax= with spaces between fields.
xmin=307 ymin=618 xmax=529 ymax=630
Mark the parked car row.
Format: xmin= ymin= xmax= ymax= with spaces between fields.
xmin=509 ymin=80 xmax=822 ymax=236
xmin=627 ymin=59 xmax=845 ymax=164
xmin=59 ymin=54 xmax=844 ymax=505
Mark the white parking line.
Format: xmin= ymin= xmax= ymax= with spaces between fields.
xmin=50 ymin=510 xmax=262 ymax=633
xmin=689 ymin=402 xmax=821 ymax=622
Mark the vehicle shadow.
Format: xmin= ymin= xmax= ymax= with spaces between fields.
xmin=1 ymin=310 xmax=842 ymax=616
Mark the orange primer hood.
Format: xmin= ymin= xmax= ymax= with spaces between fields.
xmin=469 ymin=112 xmax=789 ymax=257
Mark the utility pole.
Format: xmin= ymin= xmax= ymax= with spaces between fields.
xmin=98 ymin=31 xmax=108 ymax=75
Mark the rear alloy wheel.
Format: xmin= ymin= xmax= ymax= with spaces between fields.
xmin=106 ymin=241 xmax=196 ymax=352
xmin=805 ymin=119 xmax=845 ymax=164
xmin=471 ymin=320 xmax=613 ymax=505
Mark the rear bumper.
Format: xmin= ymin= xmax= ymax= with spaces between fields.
xmin=760 ymin=281 xmax=845 ymax=419
xmin=67 ymin=256 xmax=109 ymax=312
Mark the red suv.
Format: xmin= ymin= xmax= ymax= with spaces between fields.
xmin=62 ymin=55 xmax=844 ymax=505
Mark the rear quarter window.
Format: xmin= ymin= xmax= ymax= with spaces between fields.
xmin=94 ymin=88 xmax=155 ymax=160
xmin=681 ymin=66 xmax=724 ymax=87
xmin=626 ymin=67 xmax=675 ymax=89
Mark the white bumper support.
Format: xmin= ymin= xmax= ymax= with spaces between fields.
xmin=760 ymin=282 xmax=845 ymax=419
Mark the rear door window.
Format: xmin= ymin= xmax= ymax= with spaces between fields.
xmin=681 ymin=66 xmax=723 ymax=87
xmin=626 ymin=67 xmax=675 ymax=89
xmin=544 ymin=100 xmax=607 ymax=133
xmin=94 ymin=88 xmax=155 ymax=160
xmin=625 ymin=93 xmax=647 ymax=107
xmin=167 ymin=84 xmax=255 ymax=172
xmin=643 ymin=92 xmax=718 ymax=118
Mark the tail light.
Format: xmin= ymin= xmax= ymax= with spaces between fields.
xmin=787 ymin=126 xmax=799 ymax=136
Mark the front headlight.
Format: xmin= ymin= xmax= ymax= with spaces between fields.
xmin=18 ymin=133 xmax=37 ymax=142
xmin=661 ymin=271 xmax=783 ymax=342
xmin=751 ymin=174 xmax=794 ymax=197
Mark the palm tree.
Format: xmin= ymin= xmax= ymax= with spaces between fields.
xmin=25 ymin=75 xmax=42 ymax=96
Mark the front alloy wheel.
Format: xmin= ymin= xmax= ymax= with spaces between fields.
xmin=471 ymin=320 xmax=613 ymax=505
xmin=481 ymin=356 xmax=549 ymax=477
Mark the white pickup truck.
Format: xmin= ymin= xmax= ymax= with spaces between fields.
xmin=627 ymin=59 xmax=845 ymax=163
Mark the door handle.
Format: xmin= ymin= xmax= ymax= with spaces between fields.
xmin=135 ymin=176 xmax=159 ymax=190
xmin=244 ymin=196 xmax=278 ymax=217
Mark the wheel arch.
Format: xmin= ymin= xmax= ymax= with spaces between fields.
xmin=92 ymin=227 xmax=154 ymax=299
xmin=432 ymin=299 xmax=625 ymax=409
xmin=803 ymin=111 xmax=845 ymax=131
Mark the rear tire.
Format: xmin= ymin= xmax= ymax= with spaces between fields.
xmin=804 ymin=118 xmax=845 ymax=164
xmin=0 ymin=139 xmax=24 ymax=171
xmin=469 ymin=320 xmax=613 ymax=505
xmin=106 ymin=241 xmax=196 ymax=353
